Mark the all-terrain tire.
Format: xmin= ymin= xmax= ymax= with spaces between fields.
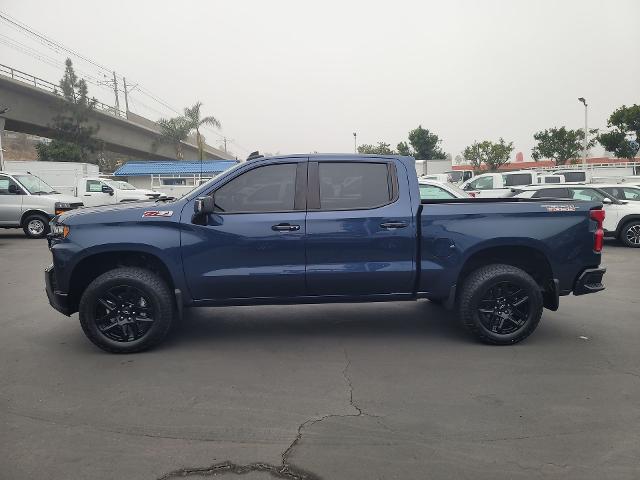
xmin=79 ymin=267 xmax=174 ymax=353
xmin=22 ymin=213 xmax=50 ymax=239
xmin=458 ymin=264 xmax=543 ymax=345
xmin=619 ymin=220 xmax=640 ymax=248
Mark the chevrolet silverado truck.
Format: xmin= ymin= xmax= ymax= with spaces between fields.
xmin=45 ymin=154 xmax=606 ymax=353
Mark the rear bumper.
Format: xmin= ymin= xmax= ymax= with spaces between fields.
xmin=573 ymin=267 xmax=606 ymax=296
xmin=45 ymin=264 xmax=72 ymax=316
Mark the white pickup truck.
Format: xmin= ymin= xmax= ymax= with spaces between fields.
xmin=461 ymin=170 xmax=539 ymax=197
xmin=74 ymin=177 xmax=163 ymax=207
xmin=0 ymin=171 xmax=83 ymax=238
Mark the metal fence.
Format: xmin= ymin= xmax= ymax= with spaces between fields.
xmin=0 ymin=63 xmax=125 ymax=118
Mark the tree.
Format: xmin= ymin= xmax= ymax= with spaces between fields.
xmin=184 ymin=101 xmax=221 ymax=161
xmin=396 ymin=125 xmax=446 ymax=159
xmin=155 ymin=117 xmax=191 ymax=160
xmin=357 ymin=142 xmax=396 ymax=155
xmin=598 ymin=104 xmax=640 ymax=160
xmin=36 ymin=58 xmax=100 ymax=162
xmin=531 ymin=126 xmax=598 ymax=165
xmin=463 ymin=138 xmax=514 ymax=172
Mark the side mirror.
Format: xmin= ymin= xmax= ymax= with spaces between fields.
xmin=463 ymin=184 xmax=472 ymax=191
xmin=102 ymin=185 xmax=114 ymax=195
xmin=194 ymin=196 xmax=215 ymax=215
xmin=602 ymin=197 xmax=613 ymax=204
xmin=8 ymin=184 xmax=21 ymax=195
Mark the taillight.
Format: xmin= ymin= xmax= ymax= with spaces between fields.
xmin=590 ymin=209 xmax=605 ymax=252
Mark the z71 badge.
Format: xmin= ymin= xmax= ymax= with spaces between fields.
xmin=142 ymin=210 xmax=173 ymax=218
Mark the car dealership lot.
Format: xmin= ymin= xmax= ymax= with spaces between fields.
xmin=1 ymin=231 xmax=638 ymax=480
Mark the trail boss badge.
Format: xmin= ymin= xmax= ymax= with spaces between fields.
xmin=142 ymin=210 xmax=174 ymax=218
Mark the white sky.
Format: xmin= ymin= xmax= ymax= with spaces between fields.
xmin=1 ymin=0 xmax=638 ymax=159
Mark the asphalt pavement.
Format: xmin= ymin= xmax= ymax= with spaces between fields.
xmin=1 ymin=230 xmax=638 ymax=480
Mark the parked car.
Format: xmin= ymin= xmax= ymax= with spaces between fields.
xmin=0 ymin=171 xmax=83 ymax=238
xmin=508 ymin=184 xmax=640 ymax=247
xmin=461 ymin=170 xmax=539 ymax=198
xmin=418 ymin=179 xmax=470 ymax=200
xmin=46 ymin=154 xmax=606 ymax=353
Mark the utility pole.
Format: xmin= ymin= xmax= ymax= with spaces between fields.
xmin=0 ymin=107 xmax=9 ymax=171
xmin=99 ymin=73 xmax=121 ymax=116
xmin=353 ymin=132 xmax=357 ymax=153
xmin=112 ymin=72 xmax=120 ymax=114
xmin=122 ymin=78 xmax=138 ymax=119
xmin=578 ymin=97 xmax=588 ymax=165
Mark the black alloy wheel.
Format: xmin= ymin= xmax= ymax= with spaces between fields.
xmin=477 ymin=281 xmax=531 ymax=335
xmin=94 ymin=285 xmax=155 ymax=342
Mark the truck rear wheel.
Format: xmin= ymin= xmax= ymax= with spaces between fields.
xmin=458 ymin=264 xmax=543 ymax=345
xmin=22 ymin=213 xmax=49 ymax=239
xmin=78 ymin=267 xmax=174 ymax=353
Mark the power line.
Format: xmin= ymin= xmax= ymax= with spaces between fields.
xmin=0 ymin=12 xmax=250 ymax=156
xmin=0 ymin=10 xmax=113 ymax=75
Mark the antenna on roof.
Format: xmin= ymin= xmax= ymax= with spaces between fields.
xmin=246 ymin=151 xmax=263 ymax=161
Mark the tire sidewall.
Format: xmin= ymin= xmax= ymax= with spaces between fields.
xmin=23 ymin=214 xmax=49 ymax=239
xmin=461 ymin=268 xmax=543 ymax=344
xmin=79 ymin=270 xmax=172 ymax=352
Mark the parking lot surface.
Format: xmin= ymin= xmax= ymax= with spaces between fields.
xmin=1 ymin=230 xmax=639 ymax=480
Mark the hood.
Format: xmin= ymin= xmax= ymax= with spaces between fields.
xmin=38 ymin=193 xmax=82 ymax=204
xmin=60 ymin=200 xmax=159 ymax=223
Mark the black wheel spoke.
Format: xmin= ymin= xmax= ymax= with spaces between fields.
xmin=477 ymin=280 xmax=531 ymax=335
xmin=93 ymin=285 xmax=155 ymax=343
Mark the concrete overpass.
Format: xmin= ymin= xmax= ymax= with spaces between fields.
xmin=0 ymin=66 xmax=234 ymax=161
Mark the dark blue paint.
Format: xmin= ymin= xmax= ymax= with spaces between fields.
xmin=47 ymin=154 xmax=604 ymax=315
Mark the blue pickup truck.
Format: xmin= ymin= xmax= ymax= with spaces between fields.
xmin=45 ymin=154 xmax=606 ymax=353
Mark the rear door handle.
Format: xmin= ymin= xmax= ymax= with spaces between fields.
xmin=380 ymin=222 xmax=408 ymax=229
xmin=272 ymin=223 xmax=300 ymax=232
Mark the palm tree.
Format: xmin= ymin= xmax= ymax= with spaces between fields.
xmin=184 ymin=101 xmax=221 ymax=161
xmin=155 ymin=117 xmax=191 ymax=159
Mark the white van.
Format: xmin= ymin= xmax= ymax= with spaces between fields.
xmin=461 ymin=170 xmax=538 ymax=198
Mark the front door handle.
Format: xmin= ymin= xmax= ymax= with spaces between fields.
xmin=271 ymin=223 xmax=300 ymax=232
xmin=380 ymin=222 xmax=408 ymax=229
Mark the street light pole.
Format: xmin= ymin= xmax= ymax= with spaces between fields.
xmin=578 ymin=97 xmax=588 ymax=165
xmin=353 ymin=132 xmax=357 ymax=153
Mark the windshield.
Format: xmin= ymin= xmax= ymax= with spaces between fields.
xmin=105 ymin=180 xmax=137 ymax=190
xmin=14 ymin=174 xmax=56 ymax=194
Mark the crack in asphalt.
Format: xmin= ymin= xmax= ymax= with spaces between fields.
xmin=159 ymin=349 xmax=377 ymax=480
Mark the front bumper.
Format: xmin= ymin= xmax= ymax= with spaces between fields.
xmin=45 ymin=264 xmax=72 ymax=316
xmin=573 ymin=267 xmax=606 ymax=296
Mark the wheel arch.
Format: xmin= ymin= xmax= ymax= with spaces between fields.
xmin=67 ymin=250 xmax=177 ymax=314
xmin=20 ymin=209 xmax=51 ymax=226
xmin=616 ymin=214 xmax=640 ymax=236
xmin=456 ymin=244 xmax=557 ymax=310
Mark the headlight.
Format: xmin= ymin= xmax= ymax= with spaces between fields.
xmin=55 ymin=202 xmax=72 ymax=215
xmin=50 ymin=223 xmax=70 ymax=238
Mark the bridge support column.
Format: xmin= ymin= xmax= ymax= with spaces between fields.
xmin=0 ymin=116 xmax=5 ymax=170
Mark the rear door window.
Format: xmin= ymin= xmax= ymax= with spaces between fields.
xmin=317 ymin=162 xmax=394 ymax=210
xmin=568 ymin=188 xmax=605 ymax=201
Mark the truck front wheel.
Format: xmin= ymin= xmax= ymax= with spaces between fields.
xmin=78 ymin=267 xmax=174 ymax=353
xmin=458 ymin=264 xmax=543 ymax=345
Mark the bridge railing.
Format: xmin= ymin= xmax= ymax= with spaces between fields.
xmin=0 ymin=63 xmax=125 ymax=118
